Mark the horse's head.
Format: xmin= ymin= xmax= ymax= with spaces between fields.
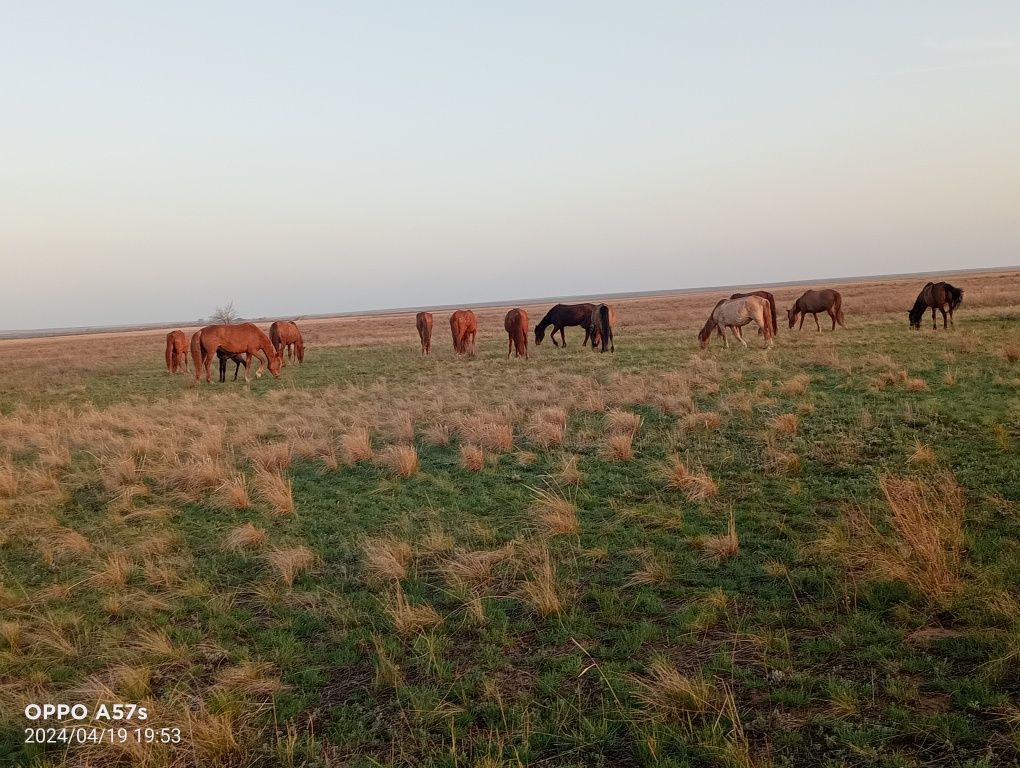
xmin=786 ymin=308 xmax=798 ymax=329
xmin=268 ymin=351 xmax=283 ymax=377
xmin=697 ymin=320 xmax=713 ymax=349
xmin=908 ymin=311 xmax=921 ymax=330
xmin=534 ymin=326 xmax=545 ymax=346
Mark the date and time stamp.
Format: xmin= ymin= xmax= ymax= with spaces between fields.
xmin=22 ymin=703 xmax=182 ymax=746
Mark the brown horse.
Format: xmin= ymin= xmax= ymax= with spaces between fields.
xmin=535 ymin=303 xmax=596 ymax=347
xmin=787 ymin=289 xmax=845 ymax=331
xmin=416 ymin=312 xmax=434 ymax=356
xmin=909 ymin=282 xmax=963 ymax=330
xmin=193 ymin=323 xmax=282 ymax=383
xmin=699 ymin=296 xmax=774 ymax=349
xmin=165 ymin=330 xmax=188 ymax=374
xmin=217 ymin=348 xmax=248 ymax=382
xmin=590 ymin=304 xmax=617 ymax=353
xmin=504 ymin=308 xmax=529 ymax=359
xmin=450 ymin=310 xmax=478 ymax=355
xmin=269 ymin=321 xmax=304 ymax=363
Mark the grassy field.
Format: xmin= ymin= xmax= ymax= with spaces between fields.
xmin=1 ymin=274 xmax=1020 ymax=767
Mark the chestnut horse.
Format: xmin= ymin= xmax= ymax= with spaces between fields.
xmin=165 ymin=330 xmax=188 ymax=374
xmin=535 ymin=303 xmax=596 ymax=347
xmin=699 ymin=296 xmax=774 ymax=349
xmin=590 ymin=304 xmax=616 ymax=353
xmin=450 ymin=310 xmax=478 ymax=355
xmin=504 ymin=308 xmax=529 ymax=359
xmin=787 ymin=289 xmax=845 ymax=331
xmin=416 ymin=312 xmax=434 ymax=355
xmin=217 ymin=348 xmax=248 ymax=382
xmin=269 ymin=321 xmax=304 ymax=363
xmin=909 ymin=282 xmax=963 ymax=330
xmin=193 ymin=323 xmax=282 ymax=383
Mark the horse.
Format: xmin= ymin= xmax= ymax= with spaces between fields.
xmin=164 ymin=330 xmax=188 ymax=374
xmin=909 ymin=282 xmax=963 ymax=330
xmin=269 ymin=321 xmax=304 ymax=363
xmin=450 ymin=310 xmax=478 ymax=355
xmin=590 ymin=304 xmax=616 ymax=353
xmin=217 ymin=348 xmax=248 ymax=382
xmin=193 ymin=323 xmax=282 ymax=383
xmin=787 ymin=289 xmax=845 ymax=331
xmin=416 ymin=312 xmax=434 ymax=355
xmin=504 ymin=308 xmax=529 ymax=359
xmin=699 ymin=295 xmax=774 ymax=349
xmin=535 ymin=303 xmax=596 ymax=347
xmin=712 ymin=291 xmax=777 ymax=337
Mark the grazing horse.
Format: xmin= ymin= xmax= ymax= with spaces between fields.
xmin=787 ymin=289 xmax=845 ymax=331
xmin=590 ymin=304 xmax=616 ymax=353
xmin=416 ymin=312 xmax=434 ymax=355
xmin=504 ymin=308 xmax=529 ymax=359
xmin=909 ymin=282 xmax=963 ymax=330
xmin=713 ymin=291 xmax=778 ymax=337
xmin=269 ymin=321 xmax=304 ymax=363
xmin=450 ymin=310 xmax=478 ymax=355
xmin=217 ymin=348 xmax=248 ymax=382
xmin=193 ymin=323 xmax=282 ymax=383
xmin=165 ymin=330 xmax=188 ymax=374
xmin=699 ymin=296 xmax=774 ymax=349
xmin=535 ymin=303 xmax=596 ymax=348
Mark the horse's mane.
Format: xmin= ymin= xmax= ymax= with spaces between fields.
xmin=698 ymin=315 xmax=716 ymax=342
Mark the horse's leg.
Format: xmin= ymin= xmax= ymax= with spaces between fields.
xmin=813 ymin=313 xmax=821 ymax=332
xmin=734 ymin=326 xmax=747 ymax=348
xmin=798 ymin=314 xmax=805 ymax=330
xmin=948 ymin=307 xmax=955 ymax=328
xmin=507 ymin=335 xmax=512 ymax=359
xmin=940 ymin=307 xmax=948 ymax=329
xmin=559 ymin=327 xmax=567 ymax=347
xmin=609 ymin=330 xmax=614 ymax=353
xmin=828 ymin=309 xmax=837 ymax=331
xmin=931 ymin=307 xmax=937 ymax=330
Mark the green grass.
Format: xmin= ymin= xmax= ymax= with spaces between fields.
xmin=2 ymin=313 xmax=1020 ymax=766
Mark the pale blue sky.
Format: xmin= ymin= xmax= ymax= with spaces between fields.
xmin=2 ymin=2 xmax=1018 ymax=329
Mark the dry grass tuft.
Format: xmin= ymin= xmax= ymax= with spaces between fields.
xmin=94 ymin=551 xmax=135 ymax=589
xmin=253 ymin=470 xmax=294 ymax=515
xmin=220 ymin=474 xmax=250 ymax=509
xmin=527 ymin=419 xmax=565 ymax=448
xmin=223 ymin=523 xmax=267 ymax=552
xmin=770 ymin=413 xmax=800 ymax=434
xmin=630 ymin=659 xmax=719 ymax=720
xmin=908 ymin=440 xmax=936 ymax=465
xmin=905 ymin=378 xmax=928 ymax=391
xmin=780 ymin=374 xmax=811 ymax=396
xmin=422 ymin=423 xmax=451 ymax=446
xmin=381 ymin=444 xmax=419 ymax=477
xmin=385 ymin=587 xmax=442 ymax=635
xmin=1004 ymin=345 xmax=1020 ymax=364
xmin=363 ymin=537 xmax=413 ymax=584
xmin=460 ymin=444 xmax=485 ymax=471
xmin=39 ymin=527 xmax=92 ymax=565
xmin=685 ymin=411 xmax=722 ymax=431
xmin=764 ymin=442 xmax=800 ymax=476
xmin=607 ymin=409 xmax=643 ymax=435
xmin=518 ymin=548 xmax=562 ymax=616
xmin=393 ymin=413 xmax=415 ymax=443
xmin=246 ymin=442 xmax=292 ymax=472
xmin=342 ymin=428 xmax=374 ymax=464
xmin=440 ymin=546 xmax=512 ymax=592
xmin=554 ymin=454 xmax=583 ymax=486
xmin=695 ymin=509 xmax=739 ymax=561
xmin=603 ymin=432 xmax=634 ymax=462
xmin=943 ymin=369 xmax=957 ymax=386
xmin=659 ymin=455 xmax=718 ymax=501
xmin=266 ymin=546 xmax=317 ymax=587
xmin=216 ymin=660 xmax=286 ymax=698
xmin=627 ymin=549 xmax=670 ymax=586
xmin=532 ymin=488 xmax=579 ymax=536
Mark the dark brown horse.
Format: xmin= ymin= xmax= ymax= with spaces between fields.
xmin=416 ymin=312 xmax=434 ymax=356
xmin=450 ymin=310 xmax=478 ymax=355
xmin=193 ymin=323 xmax=282 ymax=383
xmin=217 ymin=348 xmax=248 ymax=382
xmin=787 ymin=289 xmax=846 ymax=331
xmin=909 ymin=282 xmax=963 ymax=330
xmin=590 ymin=304 xmax=616 ymax=353
xmin=535 ymin=303 xmax=596 ymax=347
xmin=713 ymin=291 xmax=777 ymax=337
xmin=269 ymin=321 xmax=304 ymax=363
xmin=504 ymin=308 xmax=529 ymax=359
xmin=165 ymin=330 xmax=188 ymax=374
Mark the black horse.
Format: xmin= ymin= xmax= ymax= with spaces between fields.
xmin=216 ymin=348 xmax=249 ymax=382
xmin=535 ymin=303 xmax=596 ymax=347
xmin=909 ymin=282 xmax=963 ymax=330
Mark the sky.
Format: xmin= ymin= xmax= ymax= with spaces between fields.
xmin=2 ymin=2 xmax=1019 ymax=330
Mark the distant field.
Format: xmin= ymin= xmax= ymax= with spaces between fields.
xmin=1 ymin=271 xmax=1019 ymax=767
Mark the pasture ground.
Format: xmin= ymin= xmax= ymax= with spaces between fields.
xmin=1 ymin=271 xmax=1019 ymax=767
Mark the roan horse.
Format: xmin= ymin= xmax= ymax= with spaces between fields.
xmin=217 ymin=348 xmax=248 ymax=382
xmin=165 ymin=330 xmax=188 ymax=374
xmin=787 ymin=289 xmax=846 ymax=331
xmin=713 ymin=291 xmax=778 ymax=337
xmin=504 ymin=308 xmax=529 ymax=359
xmin=590 ymin=304 xmax=616 ymax=353
xmin=193 ymin=323 xmax=282 ymax=383
xmin=909 ymin=282 xmax=963 ymax=330
xmin=450 ymin=310 xmax=478 ymax=355
xmin=416 ymin=312 xmax=434 ymax=356
xmin=269 ymin=321 xmax=304 ymax=363
xmin=535 ymin=303 xmax=596 ymax=348
xmin=699 ymin=295 xmax=774 ymax=349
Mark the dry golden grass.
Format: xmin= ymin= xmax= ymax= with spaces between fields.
xmin=460 ymin=444 xmax=484 ymax=471
xmin=603 ymin=432 xmax=634 ymax=461
xmin=246 ymin=442 xmax=292 ymax=472
xmin=219 ymin=473 xmax=250 ymax=509
xmin=659 ymin=455 xmax=718 ymax=501
xmin=695 ymin=509 xmax=739 ymax=561
xmin=94 ymin=551 xmax=135 ymax=589
xmin=527 ymin=419 xmax=565 ymax=447
xmin=780 ymin=374 xmax=810 ymax=396
xmin=626 ymin=548 xmax=670 ymax=586
xmin=518 ymin=548 xmax=562 ymax=617
xmin=215 ymin=661 xmax=286 ymax=698
xmin=253 ymin=469 xmax=294 ymax=515
xmin=422 ymin=422 xmax=451 ymax=446
xmin=385 ymin=587 xmax=442 ymax=635
xmin=363 ymin=536 xmax=412 ymax=583
xmin=1004 ymin=344 xmax=1020 ymax=363
xmin=764 ymin=443 xmax=800 ymax=476
xmin=393 ymin=413 xmax=415 ymax=443
xmin=908 ymin=440 xmax=936 ymax=465
xmin=381 ymin=444 xmax=418 ymax=477
xmin=554 ymin=454 xmax=583 ymax=486
xmin=770 ymin=413 xmax=800 ymax=434
xmin=222 ymin=522 xmax=267 ymax=552
xmin=439 ymin=546 xmax=512 ymax=592
xmin=532 ymin=488 xmax=579 ymax=536
xmin=38 ymin=527 xmax=92 ymax=565
xmin=943 ymin=369 xmax=958 ymax=386
xmin=342 ymin=428 xmax=374 ymax=464
xmin=630 ymin=658 xmax=719 ymax=720
xmin=685 ymin=411 xmax=722 ymax=431
xmin=607 ymin=409 xmax=643 ymax=435
xmin=266 ymin=546 xmax=317 ymax=587
xmin=905 ymin=378 xmax=928 ymax=391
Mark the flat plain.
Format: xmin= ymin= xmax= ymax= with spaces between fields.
xmin=1 ymin=270 xmax=1019 ymax=767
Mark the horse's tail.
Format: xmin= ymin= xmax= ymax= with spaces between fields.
xmin=949 ymin=285 xmax=963 ymax=310
xmin=296 ymin=330 xmax=305 ymax=363
xmin=834 ymin=294 xmax=846 ymax=327
xmin=165 ymin=335 xmax=174 ymax=372
xmin=598 ymin=304 xmax=611 ymax=352
xmin=766 ymin=295 xmax=778 ymax=336
xmin=191 ymin=331 xmax=203 ymax=380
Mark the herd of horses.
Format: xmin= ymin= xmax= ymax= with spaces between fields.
xmin=164 ymin=281 xmax=964 ymax=379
